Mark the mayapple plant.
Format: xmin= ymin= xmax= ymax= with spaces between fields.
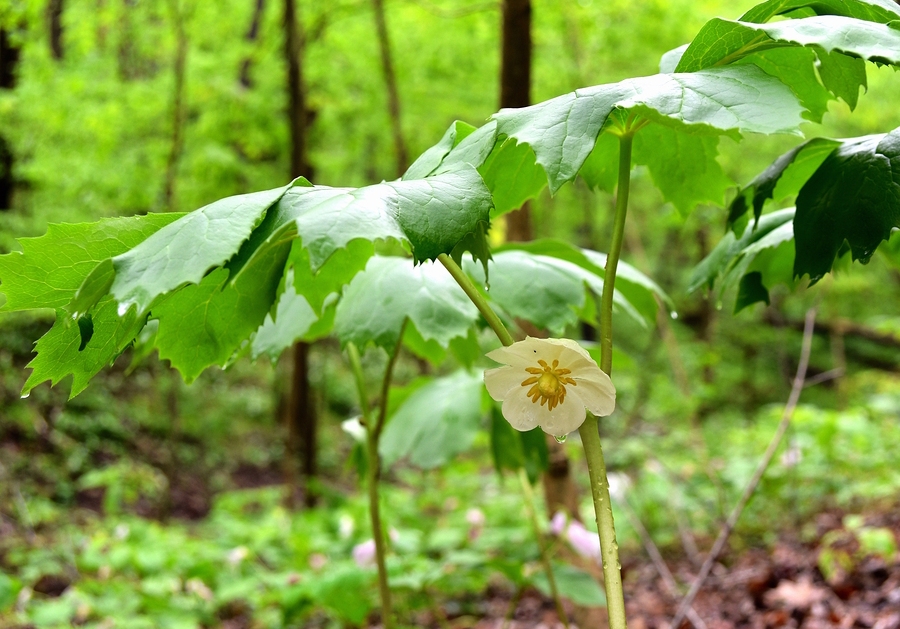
xmin=4 ymin=0 xmax=900 ymax=626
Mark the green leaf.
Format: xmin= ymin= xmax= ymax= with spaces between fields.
xmin=492 ymin=241 xmax=672 ymax=325
xmin=489 ymin=408 xmax=549 ymax=484
xmin=728 ymin=136 xmax=840 ymax=228
xmin=250 ymin=269 xmax=325 ymax=361
xmin=478 ymin=137 xmax=547 ymax=217
xmin=110 ymin=182 xmax=301 ymax=316
xmin=532 ymin=563 xmax=607 ymax=608
xmin=403 ymin=120 xmax=476 ymax=180
xmin=380 ymin=370 xmax=484 ymax=469
xmin=333 ymin=256 xmax=479 ymax=352
xmin=740 ymin=0 xmax=900 ymax=24
xmin=493 ymin=66 xmax=804 ymax=194
xmin=22 ymin=297 xmax=147 ymax=397
xmin=794 ymin=130 xmax=900 ymax=281
xmin=289 ymin=238 xmax=374 ymax=314
xmin=676 ymin=17 xmax=900 ymax=110
xmin=738 ymin=47 xmax=835 ymax=122
xmin=578 ymin=132 xmax=620 ymax=193
xmin=0 ymin=213 xmax=182 ymax=312
xmin=735 ymin=271 xmax=771 ymax=310
xmin=151 ymin=221 xmax=290 ymax=381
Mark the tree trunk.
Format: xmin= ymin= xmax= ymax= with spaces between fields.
xmin=0 ymin=28 xmax=20 ymax=210
xmin=239 ymin=0 xmax=266 ymax=88
xmin=500 ymin=0 xmax=532 ymax=242
xmin=371 ymin=0 xmax=408 ymax=177
xmin=47 ymin=0 xmax=64 ymax=60
xmin=283 ymin=0 xmax=317 ymax=509
xmin=163 ymin=0 xmax=188 ymax=211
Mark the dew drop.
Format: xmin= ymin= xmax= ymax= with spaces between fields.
xmin=670 ymin=311 xmax=678 ymax=320
xmin=71 ymin=311 xmax=80 ymax=321
xmin=117 ymin=301 xmax=131 ymax=317
xmin=483 ymin=284 xmax=490 ymax=292
xmin=715 ymin=301 xmax=724 ymax=311
xmin=554 ymin=434 xmax=567 ymax=444
xmin=20 ymin=392 xmax=30 ymax=399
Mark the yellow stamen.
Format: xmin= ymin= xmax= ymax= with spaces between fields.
xmin=520 ymin=356 xmax=577 ymax=411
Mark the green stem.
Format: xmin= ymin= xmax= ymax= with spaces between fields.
xmin=519 ymin=468 xmax=570 ymax=629
xmin=346 ymin=340 xmax=399 ymax=628
xmin=438 ymin=253 xmax=515 ymax=347
xmin=578 ymin=131 xmax=635 ymax=629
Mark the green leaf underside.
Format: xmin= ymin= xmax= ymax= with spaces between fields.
xmin=380 ymin=370 xmax=483 ymax=469
xmin=497 ymin=238 xmax=673 ymax=321
xmin=0 ymin=213 xmax=183 ymax=312
xmin=740 ymin=0 xmax=900 ymax=25
xmin=110 ymin=182 xmax=301 ymax=316
xmin=403 ymin=120 xmax=476 ymax=180
xmin=491 ymin=66 xmax=804 ymax=194
xmin=676 ymin=17 xmax=899 ymax=94
xmin=794 ymin=129 xmax=900 ymax=281
xmin=22 ymin=298 xmax=145 ymax=398
xmin=533 ymin=563 xmax=608 ymax=608
xmin=478 ymin=137 xmax=547 ymax=217
xmin=465 ymin=250 xmax=644 ymax=333
xmin=729 ymin=136 xmax=841 ymax=228
xmin=251 ymin=268 xmax=331 ymax=361
xmin=334 ymin=256 xmax=479 ymax=351
xmin=690 ymin=207 xmax=795 ymax=293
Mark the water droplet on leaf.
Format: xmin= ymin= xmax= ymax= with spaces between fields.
xmin=117 ymin=302 xmax=131 ymax=317
xmin=670 ymin=311 xmax=678 ymax=320
xmin=20 ymin=392 xmax=29 ymax=399
xmin=554 ymin=434 xmax=567 ymax=444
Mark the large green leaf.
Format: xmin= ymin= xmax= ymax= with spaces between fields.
xmin=403 ymin=120 xmax=476 ymax=180
xmin=492 ymin=66 xmax=804 ymax=194
xmin=464 ymin=250 xmax=644 ymax=334
xmin=740 ymin=0 xmax=900 ymax=24
xmin=497 ymin=239 xmax=673 ymax=324
xmin=728 ymin=136 xmax=841 ymax=228
xmin=380 ymin=370 xmax=484 ymax=469
xmin=0 ymin=214 xmax=182 ymax=312
xmin=333 ymin=255 xmax=479 ymax=351
xmin=689 ymin=208 xmax=796 ymax=311
xmin=680 ymin=16 xmax=900 ymax=71
xmin=794 ymin=130 xmax=900 ymax=281
xmin=110 ymin=182 xmax=300 ymax=316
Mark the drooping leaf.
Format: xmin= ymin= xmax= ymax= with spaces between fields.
xmin=0 ymin=214 xmax=182 ymax=312
xmin=22 ymin=298 xmax=147 ymax=398
xmin=478 ymin=137 xmax=547 ymax=217
xmin=689 ymin=208 xmax=796 ymax=311
xmin=250 ymin=269 xmax=330 ymax=361
xmin=493 ymin=65 xmax=804 ymax=194
xmin=464 ymin=250 xmax=644 ymax=333
xmin=793 ymin=130 xmax=900 ymax=281
xmin=403 ymin=120 xmax=476 ymax=180
xmin=740 ymin=0 xmax=900 ymax=25
xmin=333 ymin=256 xmax=479 ymax=352
xmin=728 ymin=136 xmax=840 ymax=228
xmin=109 ymin=182 xmax=302 ymax=316
xmin=380 ymin=370 xmax=484 ymax=469
xmin=497 ymin=239 xmax=673 ymax=324
xmin=578 ymin=132 xmax=620 ymax=193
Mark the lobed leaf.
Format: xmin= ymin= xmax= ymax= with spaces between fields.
xmin=333 ymin=255 xmax=479 ymax=352
xmin=740 ymin=0 xmax=900 ymax=24
xmin=380 ymin=370 xmax=484 ymax=469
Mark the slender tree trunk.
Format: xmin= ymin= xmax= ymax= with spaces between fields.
xmin=163 ymin=0 xmax=188 ymax=211
xmin=500 ymin=0 xmax=532 ymax=242
xmin=47 ymin=0 xmax=64 ymax=60
xmin=283 ymin=0 xmax=317 ymax=509
xmin=117 ymin=0 xmax=138 ymax=80
xmin=0 ymin=28 xmax=20 ymax=210
xmin=371 ymin=0 xmax=408 ymax=177
xmin=239 ymin=0 xmax=266 ymax=88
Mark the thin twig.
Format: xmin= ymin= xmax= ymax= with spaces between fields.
xmin=803 ymin=367 xmax=844 ymax=388
xmin=616 ymin=497 xmax=707 ymax=629
xmin=670 ymin=307 xmax=818 ymax=628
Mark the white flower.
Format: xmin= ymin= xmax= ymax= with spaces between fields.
xmin=484 ymin=337 xmax=616 ymax=437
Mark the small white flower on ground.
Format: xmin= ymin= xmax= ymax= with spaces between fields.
xmin=338 ymin=514 xmax=355 ymax=539
xmin=226 ymin=546 xmax=249 ymax=568
xmin=352 ymin=539 xmax=376 ymax=567
xmin=566 ymin=520 xmax=601 ymax=562
xmin=484 ymin=337 xmax=616 ymax=437
xmin=466 ymin=508 xmax=486 ymax=528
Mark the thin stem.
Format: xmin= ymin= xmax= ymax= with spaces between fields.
xmin=438 ymin=253 xmax=515 ymax=347
xmin=670 ymin=307 xmax=818 ymax=629
xmin=518 ymin=468 xmax=570 ymax=629
xmin=346 ymin=339 xmax=400 ymax=629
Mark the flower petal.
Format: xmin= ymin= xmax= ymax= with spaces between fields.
xmin=483 ymin=365 xmax=526 ymax=401
xmin=539 ymin=389 xmax=589 ymax=436
xmin=572 ymin=371 xmax=616 ymax=417
xmin=500 ymin=390 xmax=543 ymax=432
xmin=543 ymin=337 xmax=592 ymax=362
xmin=486 ymin=337 xmax=552 ymax=368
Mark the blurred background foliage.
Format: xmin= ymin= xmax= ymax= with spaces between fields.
xmin=2 ymin=0 xmax=900 ymax=626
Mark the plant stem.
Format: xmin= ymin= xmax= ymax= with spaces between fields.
xmin=518 ymin=468 xmax=571 ymax=628
xmin=438 ymin=253 xmax=515 ymax=347
xmin=577 ymin=130 xmax=635 ymax=629
xmin=346 ymin=340 xmax=399 ymax=629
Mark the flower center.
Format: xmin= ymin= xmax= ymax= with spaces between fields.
xmin=520 ymin=359 xmax=577 ymax=411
